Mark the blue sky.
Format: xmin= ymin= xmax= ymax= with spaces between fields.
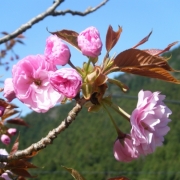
xmin=0 ymin=0 xmax=180 ymax=116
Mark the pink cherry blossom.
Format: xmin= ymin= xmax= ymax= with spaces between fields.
xmin=3 ymin=78 xmax=16 ymax=102
xmin=1 ymin=172 xmax=12 ymax=180
xmin=49 ymin=68 xmax=82 ymax=98
xmin=12 ymin=54 xmax=64 ymax=113
xmin=1 ymin=134 xmax=10 ymax=145
xmin=113 ymin=134 xmax=139 ymax=162
xmin=45 ymin=35 xmax=70 ymax=66
xmin=130 ymin=90 xmax=172 ymax=155
xmin=7 ymin=128 xmax=17 ymax=136
xmin=77 ymin=26 xmax=102 ymax=57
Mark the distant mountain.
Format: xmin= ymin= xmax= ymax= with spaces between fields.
xmin=18 ymin=46 xmax=180 ymax=180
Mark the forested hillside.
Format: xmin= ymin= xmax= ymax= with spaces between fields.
xmin=17 ymin=46 xmax=180 ymax=180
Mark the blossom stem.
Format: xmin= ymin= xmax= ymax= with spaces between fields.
xmin=68 ymin=60 xmax=79 ymax=71
xmin=102 ymin=103 xmax=125 ymax=137
xmin=106 ymin=102 xmax=130 ymax=122
xmin=85 ymin=58 xmax=91 ymax=76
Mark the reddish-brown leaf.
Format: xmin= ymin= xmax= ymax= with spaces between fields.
xmin=2 ymin=109 xmax=19 ymax=120
xmin=106 ymin=25 xmax=122 ymax=52
xmin=114 ymin=49 xmax=174 ymax=71
xmin=144 ymin=41 xmax=178 ymax=56
xmin=17 ymin=34 xmax=25 ymax=39
xmin=132 ymin=31 xmax=152 ymax=49
xmin=1 ymin=31 xmax=9 ymax=35
xmin=114 ymin=48 xmax=180 ymax=83
xmin=11 ymin=168 xmax=37 ymax=178
xmin=17 ymin=176 xmax=27 ymax=180
xmin=6 ymin=159 xmax=37 ymax=169
xmin=121 ymin=66 xmax=180 ymax=84
xmin=6 ymin=118 xmax=29 ymax=127
xmin=6 ymin=39 xmax=16 ymax=50
xmin=0 ymin=99 xmax=10 ymax=108
xmin=108 ymin=176 xmax=129 ymax=180
xmin=51 ymin=29 xmax=80 ymax=50
xmin=16 ymin=40 xmax=25 ymax=45
xmin=10 ymin=135 xmax=19 ymax=155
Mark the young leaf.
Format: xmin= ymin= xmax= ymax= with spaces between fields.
xmin=121 ymin=66 xmax=180 ymax=84
xmin=132 ymin=31 xmax=152 ymax=49
xmin=114 ymin=49 xmax=173 ymax=71
xmin=6 ymin=118 xmax=29 ymax=127
xmin=62 ymin=166 xmax=86 ymax=180
xmin=106 ymin=25 xmax=122 ymax=52
xmin=108 ymin=78 xmax=128 ymax=92
xmin=2 ymin=109 xmax=19 ymax=120
xmin=51 ymin=29 xmax=80 ymax=50
xmin=144 ymin=41 xmax=178 ymax=56
xmin=81 ymin=83 xmax=93 ymax=100
xmin=11 ymin=168 xmax=37 ymax=178
xmin=114 ymin=48 xmax=180 ymax=83
xmin=10 ymin=135 xmax=19 ymax=155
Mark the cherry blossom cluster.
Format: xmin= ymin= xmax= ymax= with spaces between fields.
xmin=2 ymin=25 xmax=173 ymax=166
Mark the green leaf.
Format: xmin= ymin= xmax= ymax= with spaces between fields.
xmin=89 ymin=56 xmax=98 ymax=64
xmin=83 ymin=62 xmax=94 ymax=74
xmin=62 ymin=166 xmax=86 ymax=180
xmin=81 ymin=83 xmax=93 ymax=100
xmin=108 ymin=78 xmax=128 ymax=92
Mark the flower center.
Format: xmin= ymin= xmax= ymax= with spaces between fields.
xmin=34 ymin=79 xmax=42 ymax=86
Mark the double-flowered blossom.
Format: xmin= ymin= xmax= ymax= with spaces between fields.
xmin=12 ymin=54 xmax=64 ymax=113
xmin=3 ymin=78 xmax=16 ymax=102
xmin=77 ymin=26 xmax=102 ymax=57
xmin=45 ymin=35 xmax=71 ymax=66
xmin=114 ymin=90 xmax=171 ymax=162
xmin=49 ymin=68 xmax=82 ymax=98
xmin=113 ymin=134 xmax=139 ymax=162
xmin=130 ymin=90 xmax=171 ymax=155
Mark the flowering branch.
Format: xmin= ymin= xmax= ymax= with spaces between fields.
xmin=0 ymin=96 xmax=86 ymax=162
xmin=0 ymin=0 xmax=109 ymax=44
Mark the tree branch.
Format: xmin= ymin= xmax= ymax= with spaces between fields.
xmin=0 ymin=0 xmax=109 ymax=44
xmin=52 ymin=0 xmax=109 ymax=16
xmin=0 ymin=97 xmax=86 ymax=162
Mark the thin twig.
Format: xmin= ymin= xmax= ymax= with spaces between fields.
xmin=0 ymin=97 xmax=86 ymax=162
xmin=52 ymin=0 xmax=109 ymax=16
xmin=0 ymin=0 xmax=109 ymax=44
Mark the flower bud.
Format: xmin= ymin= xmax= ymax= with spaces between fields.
xmin=77 ymin=26 xmax=102 ymax=57
xmin=1 ymin=134 xmax=10 ymax=145
xmin=7 ymin=128 xmax=17 ymax=136
xmin=113 ymin=134 xmax=139 ymax=162
xmin=45 ymin=35 xmax=71 ymax=66
xmin=0 ymin=106 xmax=5 ymax=117
xmin=1 ymin=172 xmax=12 ymax=180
